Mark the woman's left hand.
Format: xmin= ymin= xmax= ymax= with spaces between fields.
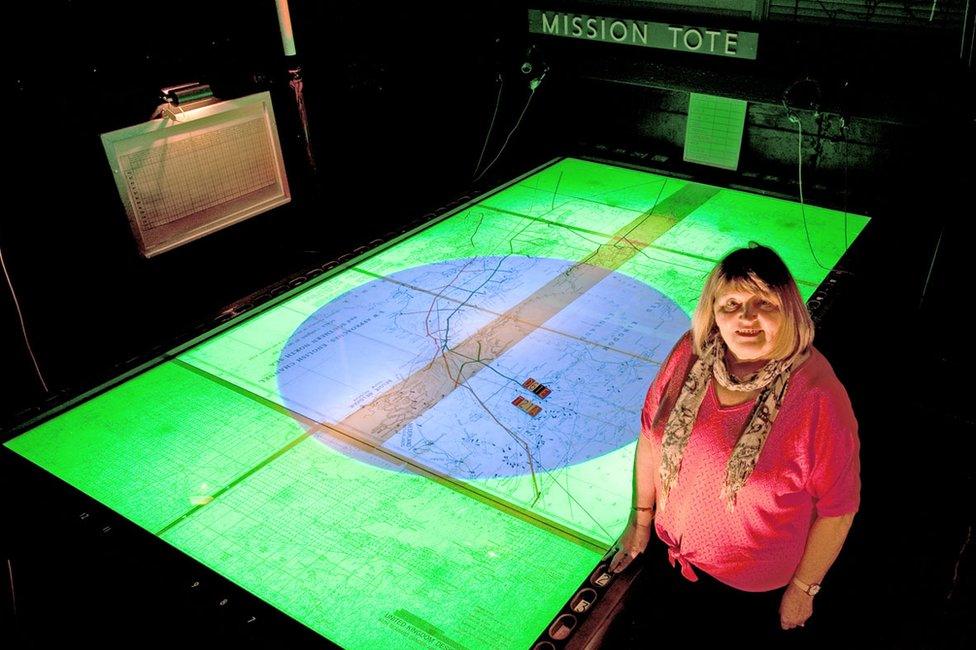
xmin=779 ymin=583 xmax=814 ymax=630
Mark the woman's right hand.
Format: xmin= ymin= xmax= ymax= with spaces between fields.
xmin=609 ymin=521 xmax=652 ymax=573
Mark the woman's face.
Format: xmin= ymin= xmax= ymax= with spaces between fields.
xmin=713 ymin=287 xmax=783 ymax=362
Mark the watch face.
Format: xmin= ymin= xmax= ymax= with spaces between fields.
xmin=808 ymin=584 xmax=821 ymax=595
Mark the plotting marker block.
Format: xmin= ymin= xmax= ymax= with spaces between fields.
xmin=512 ymin=395 xmax=542 ymax=417
xmin=522 ymin=378 xmax=552 ymax=398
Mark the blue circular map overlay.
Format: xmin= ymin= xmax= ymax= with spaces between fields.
xmin=277 ymin=256 xmax=689 ymax=478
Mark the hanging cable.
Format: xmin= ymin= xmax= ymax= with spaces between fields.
xmin=919 ymin=225 xmax=945 ymax=311
xmin=6 ymin=558 xmax=16 ymax=618
xmin=783 ymin=77 xmax=838 ymax=273
xmin=473 ymin=84 xmax=538 ymax=184
xmin=963 ymin=0 xmax=973 ymax=62
xmin=289 ymin=66 xmax=317 ymax=173
xmin=0 ymin=245 xmax=48 ymax=392
xmin=473 ymin=73 xmax=504 ymax=179
xmin=792 ymin=114 xmax=833 ymax=272
xmin=840 ymin=115 xmax=851 ymax=251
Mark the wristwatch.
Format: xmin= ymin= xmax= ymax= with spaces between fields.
xmin=791 ymin=576 xmax=821 ymax=596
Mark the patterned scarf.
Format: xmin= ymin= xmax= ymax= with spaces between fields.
xmin=658 ymin=330 xmax=811 ymax=513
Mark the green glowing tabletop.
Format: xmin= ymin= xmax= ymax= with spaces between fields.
xmin=5 ymin=157 xmax=868 ymax=648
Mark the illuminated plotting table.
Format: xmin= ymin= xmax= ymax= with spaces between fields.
xmin=4 ymin=157 xmax=868 ymax=648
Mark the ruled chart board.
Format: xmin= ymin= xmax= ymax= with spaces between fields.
xmin=683 ymin=93 xmax=749 ymax=170
xmin=101 ymin=92 xmax=290 ymax=257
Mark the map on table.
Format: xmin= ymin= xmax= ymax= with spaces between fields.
xmin=5 ymin=157 xmax=868 ymax=649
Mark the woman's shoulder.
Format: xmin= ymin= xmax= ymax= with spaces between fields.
xmin=651 ymin=330 xmax=694 ymax=386
xmin=675 ymin=329 xmax=694 ymax=352
xmin=668 ymin=330 xmax=695 ymax=366
xmin=790 ymin=346 xmax=854 ymax=408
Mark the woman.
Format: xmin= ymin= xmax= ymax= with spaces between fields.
xmin=606 ymin=244 xmax=860 ymax=644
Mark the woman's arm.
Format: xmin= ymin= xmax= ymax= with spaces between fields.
xmin=609 ymin=433 xmax=657 ymax=572
xmin=610 ymin=333 xmax=689 ymax=573
xmin=631 ymin=432 xmax=657 ymax=526
xmin=778 ymin=512 xmax=856 ymax=629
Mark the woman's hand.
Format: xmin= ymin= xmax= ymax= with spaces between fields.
xmin=779 ymin=583 xmax=814 ymax=629
xmin=609 ymin=521 xmax=652 ymax=573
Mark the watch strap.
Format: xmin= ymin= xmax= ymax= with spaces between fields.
xmin=791 ymin=576 xmax=820 ymax=596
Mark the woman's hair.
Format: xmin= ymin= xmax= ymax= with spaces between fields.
xmin=690 ymin=244 xmax=814 ymax=359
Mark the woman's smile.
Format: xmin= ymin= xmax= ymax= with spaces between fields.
xmin=735 ymin=329 xmax=763 ymax=337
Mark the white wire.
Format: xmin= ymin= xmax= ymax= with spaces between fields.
xmin=970 ymin=10 xmax=975 ymax=66
xmin=793 ymin=115 xmax=832 ymax=271
xmin=919 ymin=225 xmax=945 ymax=309
xmin=473 ymin=87 xmax=536 ymax=183
xmin=0 ymin=245 xmax=48 ymax=392
xmin=796 ymin=116 xmax=804 ymax=205
xmin=963 ymin=0 xmax=972 ymax=60
xmin=6 ymin=558 xmax=15 ymax=617
xmin=947 ymin=524 xmax=972 ymax=602
xmin=473 ymin=74 xmax=504 ymax=179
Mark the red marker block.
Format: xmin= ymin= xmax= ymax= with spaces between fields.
xmin=522 ymin=377 xmax=551 ymax=399
xmin=512 ymin=395 xmax=542 ymax=417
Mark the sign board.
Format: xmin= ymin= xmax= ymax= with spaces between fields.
xmin=528 ymin=9 xmax=759 ymax=59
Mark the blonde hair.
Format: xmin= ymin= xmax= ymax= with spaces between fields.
xmin=690 ymin=245 xmax=814 ymax=360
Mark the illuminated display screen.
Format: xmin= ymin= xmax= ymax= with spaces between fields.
xmin=4 ymin=157 xmax=868 ymax=648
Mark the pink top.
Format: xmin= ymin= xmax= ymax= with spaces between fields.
xmin=641 ymin=331 xmax=860 ymax=592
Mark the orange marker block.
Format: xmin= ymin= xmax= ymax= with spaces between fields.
xmin=522 ymin=377 xmax=551 ymax=398
xmin=512 ymin=395 xmax=542 ymax=417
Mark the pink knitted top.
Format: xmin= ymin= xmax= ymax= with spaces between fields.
xmin=641 ymin=332 xmax=860 ymax=592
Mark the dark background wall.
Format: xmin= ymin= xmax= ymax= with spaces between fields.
xmin=3 ymin=1 xmax=974 ymax=646
xmin=4 ymin=1 xmax=972 ymax=421
xmin=3 ymin=2 xmax=527 ymax=422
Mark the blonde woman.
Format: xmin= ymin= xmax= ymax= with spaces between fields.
xmin=607 ymin=244 xmax=860 ymax=644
